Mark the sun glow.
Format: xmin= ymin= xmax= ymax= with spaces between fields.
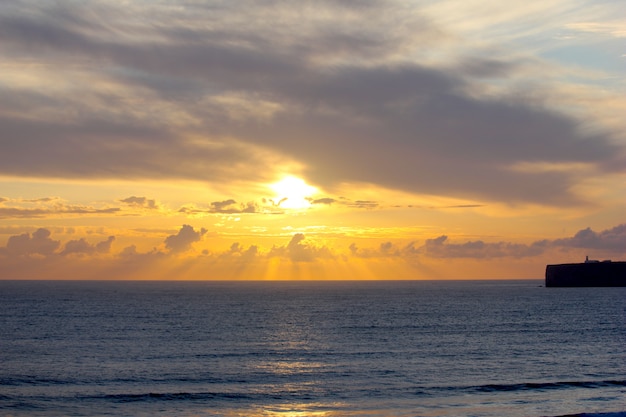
xmin=270 ymin=176 xmax=318 ymax=209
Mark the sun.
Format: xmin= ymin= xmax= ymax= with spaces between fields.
xmin=269 ymin=176 xmax=318 ymax=209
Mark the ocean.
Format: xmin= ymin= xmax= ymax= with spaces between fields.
xmin=1 ymin=280 xmax=624 ymax=417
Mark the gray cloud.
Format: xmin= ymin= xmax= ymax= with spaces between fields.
xmin=164 ymin=224 xmax=207 ymax=253
xmin=120 ymin=196 xmax=158 ymax=210
xmin=0 ymin=114 xmax=272 ymax=184
xmin=309 ymin=197 xmax=336 ymax=205
xmin=310 ymin=196 xmax=382 ymax=209
xmin=350 ymin=240 xmax=426 ymax=259
xmin=422 ymin=223 xmax=626 ymax=258
xmin=61 ymin=236 xmax=115 ymax=256
xmin=0 ymin=205 xmax=120 ymax=219
xmin=347 ymin=200 xmax=380 ymax=209
xmin=209 ymin=200 xmax=258 ymax=214
xmin=349 ymin=224 xmax=625 ymax=260
xmin=0 ymin=1 xmax=623 ymax=206
xmin=420 ymin=235 xmax=547 ymax=259
xmin=211 ymin=199 xmax=237 ymax=212
xmin=249 ymin=64 xmax=618 ymax=206
xmin=552 ymin=224 xmax=626 ymax=252
xmin=18 ymin=223 xmax=626 ymax=262
xmin=178 ymin=200 xmax=261 ymax=215
xmin=221 ymin=242 xmax=259 ymax=262
xmin=0 ymin=223 xmax=623 ymax=279
xmin=269 ymin=233 xmax=333 ymax=262
xmin=2 ymin=228 xmax=60 ymax=257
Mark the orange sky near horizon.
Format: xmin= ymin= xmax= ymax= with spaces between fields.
xmin=1 ymin=1 xmax=625 ymax=280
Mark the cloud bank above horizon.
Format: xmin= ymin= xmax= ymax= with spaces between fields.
xmin=1 ymin=223 xmax=625 ymax=280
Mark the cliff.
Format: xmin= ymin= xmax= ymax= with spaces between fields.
xmin=545 ymin=261 xmax=626 ymax=287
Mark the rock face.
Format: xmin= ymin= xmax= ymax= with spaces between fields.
xmin=545 ymin=261 xmax=626 ymax=287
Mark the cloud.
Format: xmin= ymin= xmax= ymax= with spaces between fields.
xmin=349 ymin=224 xmax=626 ymax=260
xmin=2 ymin=228 xmax=60 ymax=257
xmin=420 ymin=235 xmax=546 ymax=259
xmin=0 ymin=227 xmax=116 ymax=258
xmin=211 ymin=199 xmax=237 ymax=212
xmin=220 ymin=242 xmax=259 ymax=261
xmin=61 ymin=236 xmax=115 ymax=256
xmin=209 ymin=199 xmax=259 ymax=214
xmin=0 ymin=222 xmax=624 ymax=279
xmin=269 ymin=233 xmax=334 ymax=262
xmin=0 ymin=207 xmax=120 ymax=219
xmin=164 ymin=224 xmax=207 ymax=253
xmin=565 ymin=22 xmax=626 ymax=38
xmin=309 ymin=197 xmax=336 ymax=205
xmin=179 ymin=200 xmax=261 ymax=215
xmin=0 ymin=1 xmax=623 ymax=208
xmin=552 ymin=224 xmax=626 ymax=252
xmin=0 ymin=198 xmax=120 ymax=219
xmin=349 ymin=240 xmax=422 ymax=259
xmin=346 ymin=224 xmax=626 ymax=262
xmin=309 ymin=197 xmax=379 ymax=209
xmin=347 ymin=200 xmax=379 ymax=209
xmin=260 ymin=64 xmax=622 ymax=206
xmin=120 ymin=196 xmax=159 ymax=210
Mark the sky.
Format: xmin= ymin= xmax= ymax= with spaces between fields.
xmin=0 ymin=0 xmax=625 ymax=280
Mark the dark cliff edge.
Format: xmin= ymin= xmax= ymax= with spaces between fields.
xmin=545 ymin=261 xmax=626 ymax=287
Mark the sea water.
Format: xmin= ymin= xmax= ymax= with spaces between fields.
xmin=1 ymin=280 xmax=624 ymax=417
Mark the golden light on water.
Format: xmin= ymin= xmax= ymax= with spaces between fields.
xmin=261 ymin=410 xmax=331 ymax=417
xmin=221 ymin=403 xmax=344 ymax=417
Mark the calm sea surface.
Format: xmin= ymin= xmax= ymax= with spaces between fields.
xmin=1 ymin=280 xmax=625 ymax=417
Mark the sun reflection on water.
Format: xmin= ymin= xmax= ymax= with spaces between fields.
xmin=261 ymin=404 xmax=334 ymax=417
xmin=218 ymin=402 xmax=346 ymax=417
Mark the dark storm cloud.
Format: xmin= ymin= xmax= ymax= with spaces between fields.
xmin=0 ymin=1 xmax=623 ymax=206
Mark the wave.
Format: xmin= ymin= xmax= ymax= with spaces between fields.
xmin=84 ymin=391 xmax=255 ymax=403
xmin=469 ymin=379 xmax=626 ymax=393
xmin=0 ymin=376 xmax=71 ymax=386
xmin=550 ymin=413 xmax=626 ymax=417
xmin=80 ymin=379 xmax=626 ymax=404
